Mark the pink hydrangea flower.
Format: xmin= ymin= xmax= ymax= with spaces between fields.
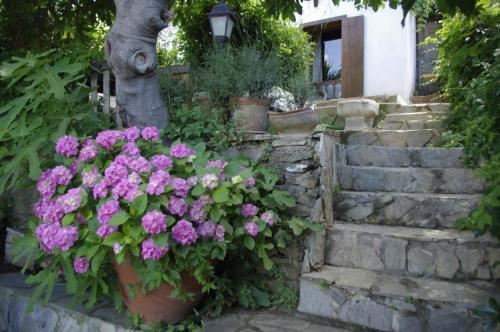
xmin=199 ymin=194 xmax=214 ymax=205
xmin=128 ymin=156 xmax=151 ymax=174
xmin=95 ymin=130 xmax=123 ymax=150
xmin=76 ymin=213 xmax=87 ymax=224
xmin=189 ymin=200 xmax=208 ymax=223
xmin=214 ymin=225 xmax=225 ymax=242
xmin=141 ymin=238 xmax=169 ymax=260
xmin=244 ymin=177 xmax=256 ymax=188
xmin=51 ymin=166 xmax=73 ymax=186
xmin=168 ymin=196 xmax=188 ymax=216
xmin=55 ymin=135 xmax=79 ymax=157
xmin=128 ymin=172 xmax=142 ymax=185
xmin=36 ymin=223 xmax=78 ymax=253
xmin=187 ymin=176 xmax=197 ymax=187
xmin=169 ymin=144 xmax=194 ymax=158
xmin=147 ymin=170 xmax=170 ymax=196
xmin=98 ymin=200 xmax=120 ymax=225
xmin=141 ymin=127 xmax=160 ymax=141
xmin=82 ymin=166 xmax=100 ymax=188
xmin=34 ymin=198 xmax=51 ymax=219
xmin=122 ymin=142 xmax=140 ymax=156
xmin=69 ymin=159 xmax=80 ymax=176
xmin=171 ymin=178 xmax=189 ymax=197
xmin=201 ymin=173 xmax=218 ymax=189
xmin=244 ymin=221 xmax=259 ymax=237
xmin=113 ymin=154 xmax=130 ymax=166
xmin=96 ymin=224 xmax=118 ymax=239
xmin=57 ymin=188 xmax=84 ymax=213
xmin=124 ymin=127 xmax=141 ymax=142
xmin=93 ymin=181 xmax=108 ymax=199
xmin=104 ymin=163 xmax=128 ymax=186
xmin=36 ymin=170 xmax=56 ymax=198
xmin=206 ymin=160 xmax=227 ymax=180
xmin=172 ymin=219 xmax=197 ymax=246
xmin=241 ymin=204 xmax=258 ymax=217
xmin=43 ymin=201 xmax=65 ymax=223
xmin=197 ymin=221 xmax=216 ymax=237
xmin=111 ymin=179 xmax=142 ymax=202
xmin=113 ymin=243 xmax=123 ymax=254
xmin=73 ymin=257 xmax=89 ymax=274
xmin=261 ymin=211 xmax=275 ymax=225
xmin=78 ymin=139 xmax=98 ymax=161
xmin=151 ymin=155 xmax=173 ymax=170
xmin=141 ymin=210 xmax=167 ymax=235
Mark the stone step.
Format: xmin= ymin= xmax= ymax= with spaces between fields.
xmin=383 ymin=112 xmax=447 ymax=122
xmin=379 ymin=103 xmax=450 ymax=114
xmin=341 ymin=129 xmax=441 ymax=147
xmin=325 ymin=222 xmax=499 ymax=281
xmin=339 ymin=166 xmax=484 ymax=194
xmin=344 ymin=145 xmax=465 ymax=168
xmin=335 ymin=191 xmax=481 ymax=228
xmin=298 ymin=265 xmax=498 ymax=331
xmin=316 ymin=95 xmax=405 ymax=108
xmin=379 ymin=119 xmax=442 ymax=130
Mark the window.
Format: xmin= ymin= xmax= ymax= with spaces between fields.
xmin=322 ymin=29 xmax=342 ymax=81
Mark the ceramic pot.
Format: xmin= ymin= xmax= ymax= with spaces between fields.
xmin=268 ymin=108 xmax=320 ymax=134
xmin=230 ymin=96 xmax=270 ymax=132
xmin=113 ymin=259 xmax=203 ymax=324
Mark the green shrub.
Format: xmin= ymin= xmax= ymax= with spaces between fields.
xmin=163 ymin=104 xmax=242 ymax=151
xmin=436 ymin=0 xmax=500 ymax=237
xmin=0 ymin=49 xmax=112 ymax=194
xmin=193 ymin=45 xmax=281 ymax=103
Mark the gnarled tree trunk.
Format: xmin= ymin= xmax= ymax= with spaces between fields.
xmin=105 ymin=0 xmax=171 ymax=129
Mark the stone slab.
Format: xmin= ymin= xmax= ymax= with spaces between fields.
xmin=339 ymin=166 xmax=485 ymax=194
xmin=383 ymin=112 xmax=446 ymax=122
xmin=341 ymin=129 xmax=441 ymax=147
xmin=344 ymin=145 xmax=465 ymax=168
xmin=324 ymin=223 xmax=498 ymax=280
xmin=299 ymin=266 xmax=490 ymax=331
xmin=335 ymin=191 xmax=480 ymax=228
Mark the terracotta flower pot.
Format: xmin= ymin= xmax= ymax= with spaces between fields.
xmin=113 ymin=259 xmax=203 ymax=324
xmin=230 ymin=96 xmax=271 ymax=132
xmin=268 ymin=108 xmax=320 ymax=134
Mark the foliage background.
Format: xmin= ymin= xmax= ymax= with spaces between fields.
xmin=435 ymin=0 xmax=500 ymax=238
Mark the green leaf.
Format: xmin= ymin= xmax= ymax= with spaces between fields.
xmin=153 ymin=233 xmax=169 ymax=247
xmin=61 ymin=213 xmax=75 ymax=226
xmin=130 ymin=194 xmax=148 ymax=217
xmin=244 ymin=236 xmax=255 ymax=250
xmin=209 ymin=206 xmax=223 ymax=222
xmin=108 ymin=211 xmax=130 ymax=226
xmin=213 ymin=185 xmax=229 ymax=203
xmin=62 ymin=258 xmax=77 ymax=293
xmin=102 ymin=232 xmax=124 ymax=246
xmin=271 ymin=190 xmax=296 ymax=208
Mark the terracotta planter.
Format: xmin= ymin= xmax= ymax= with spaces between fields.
xmin=113 ymin=259 xmax=203 ymax=324
xmin=230 ymin=96 xmax=270 ymax=132
xmin=268 ymin=108 xmax=320 ymax=134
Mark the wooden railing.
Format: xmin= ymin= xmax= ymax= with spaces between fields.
xmin=89 ymin=61 xmax=123 ymax=127
xmin=314 ymin=79 xmax=342 ymax=100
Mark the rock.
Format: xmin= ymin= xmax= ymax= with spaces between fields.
xmin=268 ymin=86 xmax=295 ymax=112
xmin=298 ymin=279 xmax=346 ymax=318
xmin=204 ymin=313 xmax=246 ymax=332
xmin=406 ymin=129 xmax=435 ymax=147
xmin=270 ymin=146 xmax=314 ymax=163
xmin=326 ymin=231 xmax=385 ymax=270
xmin=382 ymin=238 xmax=408 ymax=271
xmin=435 ymin=247 xmax=460 ymax=279
xmin=285 ymin=163 xmax=313 ymax=174
xmin=476 ymin=266 xmax=491 ymax=280
xmin=456 ymin=247 xmax=483 ymax=275
xmin=427 ymin=308 xmax=482 ymax=332
xmin=339 ymin=296 xmax=393 ymax=331
xmin=487 ymin=248 xmax=500 ymax=279
xmin=408 ymin=247 xmax=435 ymax=276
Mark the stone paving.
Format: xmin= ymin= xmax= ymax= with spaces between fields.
xmin=0 ymin=272 xmax=350 ymax=332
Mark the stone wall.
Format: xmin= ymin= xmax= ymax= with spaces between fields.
xmin=223 ymin=134 xmax=329 ymax=287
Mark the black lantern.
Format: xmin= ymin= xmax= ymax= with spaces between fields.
xmin=207 ymin=1 xmax=235 ymax=47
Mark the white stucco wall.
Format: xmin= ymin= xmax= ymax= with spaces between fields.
xmin=296 ymin=1 xmax=416 ymax=101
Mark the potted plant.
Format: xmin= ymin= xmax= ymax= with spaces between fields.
xmin=14 ymin=127 xmax=318 ymax=324
xmin=268 ymin=75 xmax=320 ymax=134
xmin=195 ymin=46 xmax=280 ymax=132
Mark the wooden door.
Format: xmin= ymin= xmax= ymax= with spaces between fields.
xmin=341 ymin=15 xmax=364 ymax=97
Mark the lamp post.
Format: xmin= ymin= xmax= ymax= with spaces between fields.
xmin=207 ymin=1 xmax=235 ymax=50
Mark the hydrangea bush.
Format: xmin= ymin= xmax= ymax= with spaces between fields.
xmin=15 ymin=127 xmax=319 ymax=312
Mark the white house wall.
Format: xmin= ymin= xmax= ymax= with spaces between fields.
xmin=297 ymin=1 xmax=416 ymax=101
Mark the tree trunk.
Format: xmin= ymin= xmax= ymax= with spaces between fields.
xmin=105 ymin=0 xmax=171 ymax=129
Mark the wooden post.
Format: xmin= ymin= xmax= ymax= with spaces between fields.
xmin=103 ymin=68 xmax=111 ymax=115
xmin=90 ymin=71 xmax=98 ymax=112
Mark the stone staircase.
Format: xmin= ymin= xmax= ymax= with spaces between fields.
xmin=299 ymin=97 xmax=500 ymax=331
